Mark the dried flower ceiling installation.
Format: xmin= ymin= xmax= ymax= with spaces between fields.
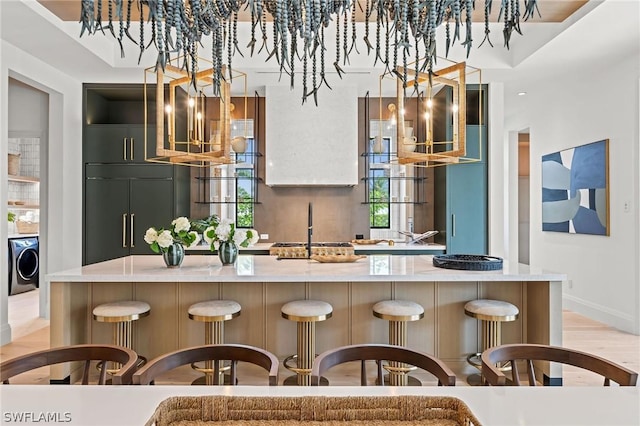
xmin=79 ymin=0 xmax=541 ymax=104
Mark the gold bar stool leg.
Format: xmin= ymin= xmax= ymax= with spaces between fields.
xmin=188 ymin=300 xmax=241 ymax=386
xmin=282 ymin=300 xmax=333 ymax=386
xmin=373 ymin=300 xmax=424 ymax=386
xmin=464 ymin=299 xmax=519 ymax=386
xmin=93 ymin=300 xmax=151 ymax=379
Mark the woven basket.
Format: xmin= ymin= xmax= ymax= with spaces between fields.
xmin=432 ymin=254 xmax=503 ymax=271
xmin=146 ymin=395 xmax=482 ymax=426
xmin=8 ymin=153 xmax=20 ymax=176
xmin=16 ymin=220 xmax=39 ymax=234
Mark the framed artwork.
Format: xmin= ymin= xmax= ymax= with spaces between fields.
xmin=541 ymin=139 xmax=609 ymax=235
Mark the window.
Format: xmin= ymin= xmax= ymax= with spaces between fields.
xmin=369 ymin=136 xmax=391 ymax=228
xmin=235 ymin=137 xmax=255 ymax=228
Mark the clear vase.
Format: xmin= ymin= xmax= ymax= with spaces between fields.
xmin=218 ymin=241 xmax=238 ymax=265
xmin=162 ymin=243 xmax=185 ymax=268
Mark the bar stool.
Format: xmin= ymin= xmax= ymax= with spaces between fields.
xmin=281 ymin=300 xmax=333 ymax=386
xmin=464 ymin=299 xmax=519 ymax=385
xmin=372 ymin=300 xmax=424 ymax=385
xmin=92 ymin=300 xmax=150 ymax=376
xmin=188 ymin=300 xmax=241 ymax=385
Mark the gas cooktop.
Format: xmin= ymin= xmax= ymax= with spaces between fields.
xmin=269 ymin=242 xmax=354 ymax=258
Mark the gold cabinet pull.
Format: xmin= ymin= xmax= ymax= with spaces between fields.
xmin=123 ymin=138 xmax=128 ymax=160
xmin=130 ymin=213 xmax=135 ymax=247
xmin=130 ymin=138 xmax=134 ymax=160
xmin=122 ymin=213 xmax=128 ymax=247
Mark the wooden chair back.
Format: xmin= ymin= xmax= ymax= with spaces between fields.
xmin=481 ymin=343 xmax=638 ymax=386
xmin=310 ymin=344 xmax=456 ymax=386
xmin=0 ymin=344 xmax=138 ymax=385
xmin=132 ymin=344 xmax=279 ymax=385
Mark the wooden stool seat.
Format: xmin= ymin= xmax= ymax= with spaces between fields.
xmin=282 ymin=300 xmax=333 ymax=386
xmin=464 ymin=299 xmax=519 ymax=385
xmin=188 ymin=300 xmax=242 ymax=385
xmin=372 ymin=300 xmax=424 ymax=386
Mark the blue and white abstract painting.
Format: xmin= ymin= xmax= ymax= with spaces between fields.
xmin=541 ymin=139 xmax=609 ymax=235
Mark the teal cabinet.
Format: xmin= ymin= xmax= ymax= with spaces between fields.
xmin=443 ymin=125 xmax=487 ymax=254
xmin=434 ymin=86 xmax=488 ymax=255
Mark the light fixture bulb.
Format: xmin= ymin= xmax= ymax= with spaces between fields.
xmin=400 ymin=108 xmax=405 ymax=116
xmin=424 ymin=112 xmax=430 ymax=120
xmin=426 ymin=99 xmax=433 ymax=108
xmin=188 ymin=98 xmax=195 ymax=108
xmin=165 ymin=104 xmax=172 ymax=114
xmin=452 ymin=104 xmax=459 ymax=113
xmin=197 ymin=112 xmax=202 ymax=120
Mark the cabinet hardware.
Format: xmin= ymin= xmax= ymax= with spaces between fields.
xmin=123 ymin=138 xmax=128 ymax=160
xmin=130 ymin=138 xmax=134 ymax=160
xmin=130 ymin=213 xmax=135 ymax=247
xmin=122 ymin=213 xmax=128 ymax=247
xmin=452 ymin=214 xmax=456 ymax=237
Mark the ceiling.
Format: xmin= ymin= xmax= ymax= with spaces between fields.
xmin=37 ymin=0 xmax=589 ymax=23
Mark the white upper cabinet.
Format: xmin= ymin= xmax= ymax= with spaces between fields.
xmin=265 ymin=85 xmax=358 ymax=186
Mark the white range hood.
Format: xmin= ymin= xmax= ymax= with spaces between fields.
xmin=265 ymin=85 xmax=358 ymax=186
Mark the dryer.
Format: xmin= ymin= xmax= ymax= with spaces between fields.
xmin=8 ymin=237 xmax=39 ymax=296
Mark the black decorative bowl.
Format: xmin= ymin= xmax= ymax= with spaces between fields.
xmin=432 ymin=254 xmax=503 ymax=271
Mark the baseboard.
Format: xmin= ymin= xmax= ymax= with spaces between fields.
xmin=563 ymin=294 xmax=639 ymax=335
xmin=0 ymin=322 xmax=13 ymax=345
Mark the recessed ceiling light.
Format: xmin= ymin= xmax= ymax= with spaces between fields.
xmin=518 ymin=92 xmax=527 ymax=96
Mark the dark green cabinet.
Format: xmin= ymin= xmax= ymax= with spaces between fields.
xmin=84 ymin=124 xmax=156 ymax=164
xmin=83 ymin=84 xmax=189 ymax=265
xmin=84 ymin=166 xmax=176 ymax=265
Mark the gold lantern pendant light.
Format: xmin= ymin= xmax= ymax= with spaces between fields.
xmin=144 ymin=56 xmax=248 ymax=167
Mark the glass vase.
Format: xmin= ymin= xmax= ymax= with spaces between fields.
xmin=218 ymin=241 xmax=238 ymax=265
xmin=162 ymin=243 xmax=185 ymax=268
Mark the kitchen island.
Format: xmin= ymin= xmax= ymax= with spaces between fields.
xmin=47 ymin=254 xmax=564 ymax=382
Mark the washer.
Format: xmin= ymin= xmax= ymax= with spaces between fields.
xmin=8 ymin=237 xmax=39 ymax=296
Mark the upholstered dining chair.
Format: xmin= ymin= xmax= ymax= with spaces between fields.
xmin=481 ymin=343 xmax=638 ymax=386
xmin=0 ymin=344 xmax=138 ymax=385
xmin=132 ymin=344 xmax=279 ymax=386
xmin=310 ymin=344 xmax=456 ymax=386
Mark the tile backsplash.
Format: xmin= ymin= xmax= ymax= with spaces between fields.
xmin=8 ymin=137 xmax=40 ymax=206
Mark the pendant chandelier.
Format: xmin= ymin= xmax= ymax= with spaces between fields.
xmin=80 ymin=0 xmax=540 ymax=104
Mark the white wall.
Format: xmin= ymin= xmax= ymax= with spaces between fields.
xmin=1 ymin=40 xmax=83 ymax=344
xmin=503 ymin=52 xmax=640 ymax=334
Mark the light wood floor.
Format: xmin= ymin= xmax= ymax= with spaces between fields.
xmin=2 ymin=289 xmax=638 ymax=386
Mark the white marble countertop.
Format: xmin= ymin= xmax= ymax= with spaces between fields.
xmin=8 ymin=233 xmax=38 ymax=239
xmin=47 ymin=254 xmax=566 ymax=283
xmin=186 ymin=242 xmax=272 ymax=251
xmin=351 ymin=242 xmax=446 ymax=251
xmin=186 ymin=242 xmax=445 ymax=252
xmin=1 ymin=386 xmax=637 ymax=426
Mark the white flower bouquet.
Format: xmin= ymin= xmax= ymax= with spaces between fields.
xmin=144 ymin=216 xmax=201 ymax=253
xmin=203 ymin=218 xmax=259 ymax=251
